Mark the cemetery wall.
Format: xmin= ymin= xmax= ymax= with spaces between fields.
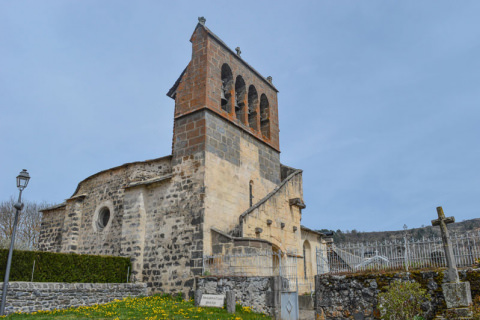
xmin=0 ymin=281 xmax=147 ymax=315
xmin=196 ymin=276 xmax=280 ymax=316
xmin=315 ymin=268 xmax=480 ymax=320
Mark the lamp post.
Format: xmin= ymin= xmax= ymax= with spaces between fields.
xmin=0 ymin=169 xmax=30 ymax=316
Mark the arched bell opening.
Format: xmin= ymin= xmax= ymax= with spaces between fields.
xmin=247 ymin=85 xmax=258 ymax=131
xmin=235 ymin=76 xmax=247 ymax=125
xmin=260 ymin=94 xmax=270 ymax=139
xmin=221 ymin=64 xmax=233 ymax=113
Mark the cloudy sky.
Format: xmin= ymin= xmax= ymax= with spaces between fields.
xmin=1 ymin=1 xmax=479 ymax=232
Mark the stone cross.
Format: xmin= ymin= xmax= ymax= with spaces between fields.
xmin=431 ymin=206 xmax=459 ymax=283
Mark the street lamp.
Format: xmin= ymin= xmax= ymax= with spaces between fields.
xmin=0 ymin=169 xmax=30 ymax=316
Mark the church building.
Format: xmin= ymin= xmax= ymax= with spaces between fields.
xmin=39 ymin=18 xmax=325 ymax=294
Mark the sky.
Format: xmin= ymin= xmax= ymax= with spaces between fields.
xmin=1 ymin=1 xmax=479 ymax=233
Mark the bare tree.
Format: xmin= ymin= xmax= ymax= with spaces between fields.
xmin=0 ymin=197 xmax=51 ymax=250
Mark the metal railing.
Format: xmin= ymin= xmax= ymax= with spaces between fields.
xmin=317 ymin=231 xmax=480 ymax=275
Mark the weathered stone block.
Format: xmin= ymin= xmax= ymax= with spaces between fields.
xmin=226 ymin=291 xmax=235 ymax=313
xmin=442 ymin=281 xmax=472 ymax=309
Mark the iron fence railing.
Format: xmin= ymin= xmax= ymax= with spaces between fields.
xmin=317 ymin=231 xmax=480 ymax=275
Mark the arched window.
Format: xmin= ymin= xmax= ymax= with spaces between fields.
xmin=235 ymin=76 xmax=246 ymax=125
xmin=260 ymin=94 xmax=270 ymax=139
xmin=221 ymin=64 xmax=233 ymax=113
xmin=303 ymin=240 xmax=311 ymax=279
xmin=247 ymin=85 xmax=258 ymax=130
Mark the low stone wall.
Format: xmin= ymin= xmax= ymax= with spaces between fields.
xmin=0 ymin=282 xmax=148 ymax=315
xmin=196 ymin=276 xmax=279 ymax=316
xmin=315 ymin=268 xmax=480 ymax=320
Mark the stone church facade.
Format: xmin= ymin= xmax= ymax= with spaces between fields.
xmin=39 ymin=19 xmax=325 ymax=294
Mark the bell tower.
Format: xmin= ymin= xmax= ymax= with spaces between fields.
xmin=167 ymin=18 xmax=280 ymax=157
xmin=167 ymin=18 xmax=282 ymax=255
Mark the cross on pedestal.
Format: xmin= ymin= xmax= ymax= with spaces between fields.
xmin=431 ymin=206 xmax=459 ymax=283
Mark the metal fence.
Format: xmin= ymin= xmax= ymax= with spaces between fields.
xmin=317 ymin=231 xmax=480 ymax=275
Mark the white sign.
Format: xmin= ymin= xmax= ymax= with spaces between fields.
xmin=199 ymin=294 xmax=225 ymax=307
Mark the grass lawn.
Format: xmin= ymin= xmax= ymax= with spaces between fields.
xmin=1 ymin=295 xmax=272 ymax=320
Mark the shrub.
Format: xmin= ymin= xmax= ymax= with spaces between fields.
xmin=0 ymin=249 xmax=131 ymax=283
xmin=378 ymin=280 xmax=430 ymax=320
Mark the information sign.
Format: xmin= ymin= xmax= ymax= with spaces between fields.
xmin=199 ymin=294 xmax=225 ymax=308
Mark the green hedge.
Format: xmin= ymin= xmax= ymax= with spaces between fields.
xmin=0 ymin=249 xmax=131 ymax=283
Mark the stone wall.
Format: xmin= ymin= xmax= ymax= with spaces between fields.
xmin=299 ymin=227 xmax=326 ymax=294
xmin=205 ymin=110 xmax=280 ymax=184
xmin=211 ymin=228 xmax=272 ymax=256
xmin=38 ymin=149 xmax=205 ymax=295
xmin=38 ymin=156 xmax=173 ymax=256
xmin=38 ymin=205 xmax=66 ymax=252
xmin=203 ymin=109 xmax=281 ymax=254
xmin=119 ymin=110 xmax=208 ymax=295
xmin=196 ymin=276 xmax=280 ymax=316
xmin=315 ymin=268 xmax=480 ymax=320
xmin=138 ymin=153 xmax=205 ymax=294
xmin=0 ymin=282 xmax=147 ymax=315
xmin=301 ymin=228 xmax=325 ymax=280
xmin=69 ymin=156 xmax=173 ymax=257
xmin=240 ymin=170 xmax=304 ymax=253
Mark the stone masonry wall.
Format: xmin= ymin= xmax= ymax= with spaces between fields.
xmin=205 ymin=110 xmax=280 ymax=184
xmin=38 ymin=156 xmax=173 ymax=257
xmin=203 ymin=26 xmax=280 ymax=151
xmin=203 ymin=110 xmax=280 ymax=254
xmin=315 ymin=268 xmax=480 ymax=320
xmin=0 ymin=282 xmax=147 ymax=315
xmin=72 ymin=157 xmax=173 ymax=256
xmin=39 ymin=154 xmax=204 ymax=295
xmin=173 ymin=26 xmax=208 ymax=121
xmin=139 ymin=155 xmax=205 ymax=294
xmin=240 ymin=170 xmax=304 ymax=254
xmin=299 ymin=228 xmax=325 ymax=294
xmin=38 ymin=206 xmax=65 ymax=252
xmin=139 ymin=110 xmax=207 ymax=295
xmin=196 ymin=276 xmax=278 ymax=316
xmin=211 ymin=228 xmax=272 ymax=256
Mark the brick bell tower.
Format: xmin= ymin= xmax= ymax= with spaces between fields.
xmin=167 ymin=17 xmax=282 ymax=262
